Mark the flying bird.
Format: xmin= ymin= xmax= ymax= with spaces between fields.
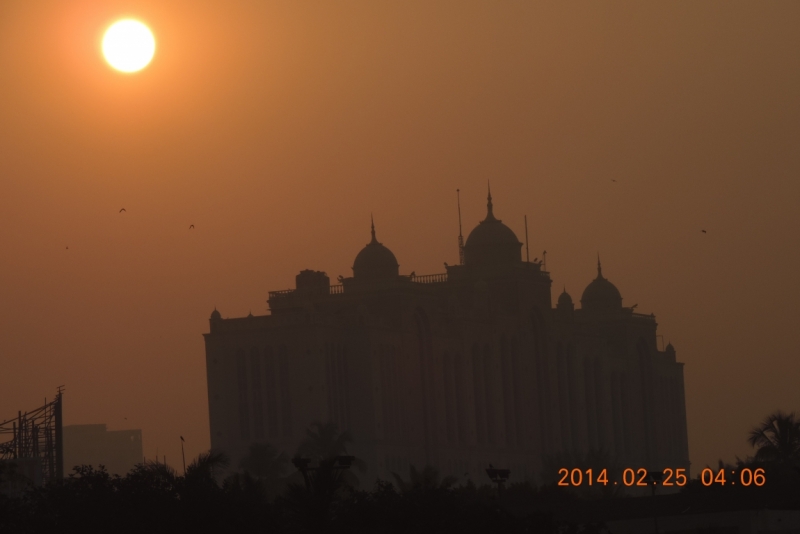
xmin=611 ymin=179 xmax=617 ymax=182
xmin=119 ymin=208 xmax=126 ymax=213
xmin=189 ymin=225 xmax=195 ymax=229
xmin=701 ymin=229 xmax=707 ymax=234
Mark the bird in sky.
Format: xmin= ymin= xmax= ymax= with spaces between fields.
xmin=611 ymin=179 xmax=617 ymax=182
xmin=189 ymin=225 xmax=195 ymax=229
xmin=66 ymin=246 xmax=69 ymax=250
xmin=119 ymin=208 xmax=126 ymax=213
xmin=701 ymin=229 xmax=707 ymax=233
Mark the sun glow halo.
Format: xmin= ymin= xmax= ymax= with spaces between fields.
xmin=102 ymin=19 xmax=155 ymax=73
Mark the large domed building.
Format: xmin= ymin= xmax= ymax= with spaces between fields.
xmin=204 ymin=191 xmax=689 ymax=485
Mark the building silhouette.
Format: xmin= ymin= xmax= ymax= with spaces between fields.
xmin=204 ymin=192 xmax=690 ymax=483
xmin=63 ymin=424 xmax=142 ymax=477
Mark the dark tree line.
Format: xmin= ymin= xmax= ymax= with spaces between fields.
xmin=1 ymin=414 xmax=799 ymax=533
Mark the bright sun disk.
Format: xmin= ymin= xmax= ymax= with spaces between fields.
xmin=102 ymin=19 xmax=155 ymax=73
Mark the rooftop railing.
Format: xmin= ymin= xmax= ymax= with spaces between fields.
xmin=410 ymin=273 xmax=448 ymax=284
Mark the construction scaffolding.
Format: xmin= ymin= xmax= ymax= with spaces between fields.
xmin=0 ymin=387 xmax=63 ymax=484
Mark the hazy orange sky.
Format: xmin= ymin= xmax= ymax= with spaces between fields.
xmin=1 ymin=1 xmax=798 ymax=474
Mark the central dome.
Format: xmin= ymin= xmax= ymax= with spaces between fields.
xmin=581 ymin=259 xmax=623 ymax=310
xmin=463 ymin=189 xmax=522 ymax=267
xmin=352 ymin=219 xmax=399 ymax=280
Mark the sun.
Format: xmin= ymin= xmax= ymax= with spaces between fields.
xmin=102 ymin=19 xmax=155 ymax=73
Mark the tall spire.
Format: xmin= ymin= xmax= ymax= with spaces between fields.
xmin=485 ymin=181 xmax=496 ymax=221
xmin=596 ymin=253 xmax=604 ymax=279
xmin=370 ymin=214 xmax=377 ymax=243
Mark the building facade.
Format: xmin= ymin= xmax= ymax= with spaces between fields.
xmin=204 ymin=193 xmax=690 ymax=484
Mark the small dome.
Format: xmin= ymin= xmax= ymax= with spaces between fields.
xmin=557 ymin=288 xmax=574 ymax=310
xmin=352 ymin=219 xmax=399 ymax=280
xmin=581 ymin=260 xmax=622 ymax=310
xmin=666 ymin=342 xmax=675 ymax=353
xmin=463 ymin=189 xmax=522 ymax=267
xmin=210 ymin=308 xmax=221 ymax=320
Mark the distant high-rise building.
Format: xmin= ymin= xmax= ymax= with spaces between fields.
xmin=204 ymin=192 xmax=690 ymax=484
xmin=63 ymin=424 xmax=142 ymax=476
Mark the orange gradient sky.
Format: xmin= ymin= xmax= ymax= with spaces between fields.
xmin=0 ymin=0 xmax=798 ymax=473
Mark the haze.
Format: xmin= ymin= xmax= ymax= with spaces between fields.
xmin=0 ymin=0 xmax=798 ymax=473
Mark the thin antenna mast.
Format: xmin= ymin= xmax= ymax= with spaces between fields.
xmin=524 ymin=215 xmax=530 ymax=263
xmin=457 ymin=189 xmax=465 ymax=265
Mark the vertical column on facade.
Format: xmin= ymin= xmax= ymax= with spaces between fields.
xmin=534 ymin=341 xmax=550 ymax=455
xmin=279 ymin=345 xmax=293 ymax=438
xmin=471 ymin=344 xmax=486 ymax=445
xmin=676 ymin=364 xmax=690 ymax=467
xmin=610 ymin=371 xmax=624 ymax=460
xmin=567 ymin=347 xmax=587 ymax=457
xmin=236 ymin=349 xmax=250 ymax=441
xmin=483 ymin=344 xmax=500 ymax=446
xmin=593 ymin=358 xmax=613 ymax=454
xmin=501 ymin=338 xmax=517 ymax=450
xmin=443 ymin=353 xmax=457 ymax=445
xmin=637 ymin=348 xmax=654 ymax=468
xmin=250 ymin=347 xmax=265 ymax=440
xmin=583 ymin=358 xmax=598 ymax=451
xmin=556 ymin=343 xmax=572 ymax=454
xmin=265 ymin=346 xmax=278 ymax=439
xmin=620 ymin=371 xmax=634 ymax=464
xmin=454 ymin=354 xmax=468 ymax=445
xmin=511 ymin=339 xmax=526 ymax=450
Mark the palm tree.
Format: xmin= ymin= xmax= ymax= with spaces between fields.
xmin=185 ymin=450 xmax=229 ymax=480
xmin=392 ymin=465 xmax=457 ymax=492
xmin=747 ymin=410 xmax=800 ymax=464
xmin=295 ymin=421 xmax=367 ymax=476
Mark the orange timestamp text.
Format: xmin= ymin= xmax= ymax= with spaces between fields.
xmin=558 ymin=467 xmax=687 ymax=487
xmin=557 ymin=467 xmax=766 ymax=487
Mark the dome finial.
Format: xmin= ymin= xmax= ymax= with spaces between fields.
xmin=597 ymin=253 xmax=603 ymax=279
xmin=370 ymin=214 xmax=377 ymax=243
xmin=485 ymin=181 xmax=496 ymax=221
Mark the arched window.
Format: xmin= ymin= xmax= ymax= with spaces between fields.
xmin=236 ymin=349 xmax=250 ymax=441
